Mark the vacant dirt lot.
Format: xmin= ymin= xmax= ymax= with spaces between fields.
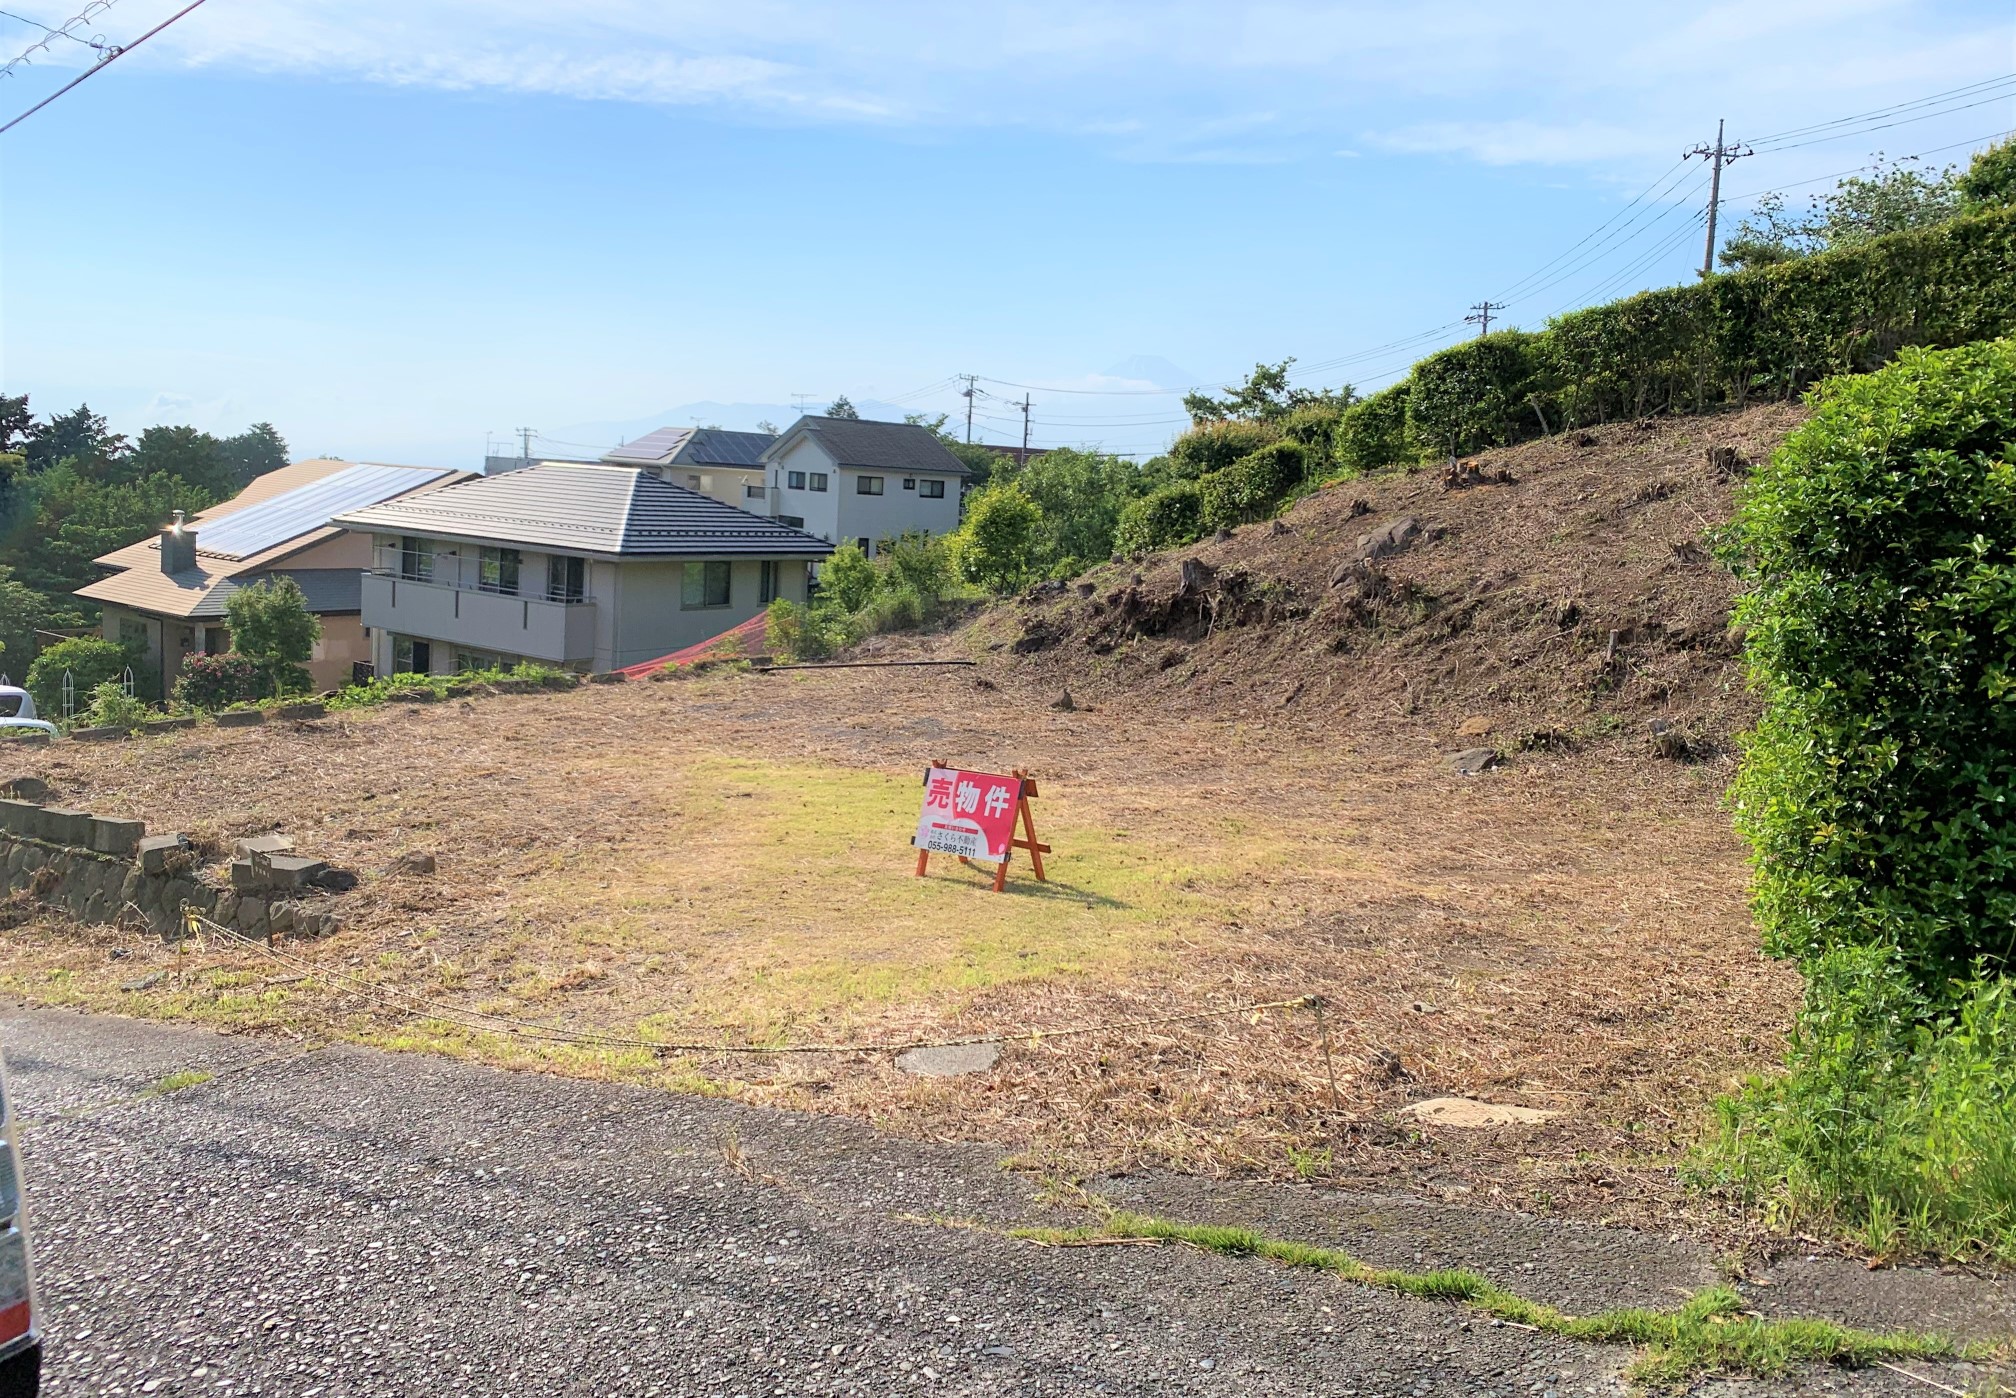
xmin=0 ymin=407 xmax=1808 ymax=1237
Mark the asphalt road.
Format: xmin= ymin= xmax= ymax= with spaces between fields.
xmin=1 ymin=1007 xmax=2005 ymax=1397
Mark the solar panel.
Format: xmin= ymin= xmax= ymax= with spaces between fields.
xmin=604 ymin=427 xmax=693 ymax=464
xmin=194 ymin=463 xmax=457 ymax=560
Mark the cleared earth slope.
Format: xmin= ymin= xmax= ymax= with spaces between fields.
xmin=956 ymin=403 xmax=1806 ymax=753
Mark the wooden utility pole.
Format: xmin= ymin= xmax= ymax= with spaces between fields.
xmin=1016 ymin=395 xmax=1032 ymax=462
xmin=1464 ymin=302 xmax=1505 ymax=337
xmin=1685 ymin=119 xmax=1753 ymax=278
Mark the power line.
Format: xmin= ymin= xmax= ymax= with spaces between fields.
xmin=0 ymin=0 xmax=206 ymax=135
xmin=1749 ymin=90 xmax=2016 ymax=156
xmin=1464 ymin=301 xmax=1506 ymax=337
xmin=1745 ymin=72 xmax=2016 ymax=147
xmin=0 ymin=0 xmax=119 ymax=79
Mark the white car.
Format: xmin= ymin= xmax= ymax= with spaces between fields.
xmin=0 ymin=689 xmax=55 ymax=741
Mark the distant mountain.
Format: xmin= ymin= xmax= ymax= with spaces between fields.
xmin=543 ymin=399 xmax=917 ymax=453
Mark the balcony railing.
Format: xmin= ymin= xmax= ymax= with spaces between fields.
xmin=365 ymin=565 xmax=594 ymax=606
xmin=360 ymin=571 xmax=598 ymax=663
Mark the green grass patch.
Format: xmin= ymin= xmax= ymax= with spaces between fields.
xmin=144 ymin=1069 xmax=215 ymax=1097
xmin=1010 ymin=1211 xmax=1983 ymax=1390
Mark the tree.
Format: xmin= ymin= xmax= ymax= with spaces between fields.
xmin=818 ymin=542 xmax=878 ymax=613
xmin=3 ymin=463 xmax=216 ymax=604
xmin=225 ymin=576 xmax=320 ymax=696
xmin=1959 ymin=137 xmax=2016 ymax=212
xmin=0 ymin=563 xmax=45 ymax=678
xmin=1720 ymin=158 xmax=1961 ymax=271
xmin=125 ymin=425 xmax=231 ymax=494
xmin=949 ymin=482 xmax=1042 ymax=594
xmin=0 ymin=395 xmax=30 ymax=455
xmin=1011 ymin=448 xmax=1158 ymax=570
xmin=825 ymin=395 xmax=860 ymax=420
xmin=1183 ymin=359 xmax=1354 ymax=424
xmin=23 ymin=403 xmax=125 ymax=475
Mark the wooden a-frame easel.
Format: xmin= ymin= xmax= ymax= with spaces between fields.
xmin=913 ymin=767 xmax=1050 ymax=893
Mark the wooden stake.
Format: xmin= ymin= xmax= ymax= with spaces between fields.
xmin=1313 ymin=996 xmax=1340 ymax=1114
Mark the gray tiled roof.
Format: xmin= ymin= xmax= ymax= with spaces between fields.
xmin=178 ymin=568 xmax=367 ymax=620
xmin=767 ymin=417 xmax=971 ymax=477
xmin=604 ymin=426 xmax=776 ymax=469
xmin=332 ymin=464 xmax=834 ymax=558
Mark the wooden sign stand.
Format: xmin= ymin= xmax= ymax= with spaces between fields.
xmin=913 ymin=765 xmax=1050 ymax=893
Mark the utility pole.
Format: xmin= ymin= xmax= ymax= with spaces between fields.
xmin=791 ymin=393 xmax=813 ymax=417
xmin=1016 ymin=395 xmax=1032 ymax=463
xmin=516 ymin=427 xmax=536 ymax=461
xmin=1685 ymin=118 xmax=1754 ymax=278
xmin=1464 ymin=302 xmax=1505 ymax=337
xmin=957 ymin=373 xmax=979 ymax=442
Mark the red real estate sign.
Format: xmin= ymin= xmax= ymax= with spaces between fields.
xmin=913 ymin=766 xmax=1023 ymax=862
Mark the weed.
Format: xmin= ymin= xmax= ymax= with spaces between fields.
xmin=1285 ymin=1144 xmax=1333 ymax=1180
xmin=1010 ymin=1211 xmax=1983 ymax=1390
xmin=144 ymin=1069 xmax=215 ymax=1097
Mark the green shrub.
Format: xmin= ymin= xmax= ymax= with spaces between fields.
xmin=818 ymin=542 xmax=878 ymax=613
xmin=1335 ymin=203 xmax=2016 ymax=473
xmin=1198 ymin=441 xmax=1309 ymax=531
xmin=1696 ymin=945 xmax=2016 ymax=1265
xmin=25 ymin=635 xmax=141 ymax=717
xmin=1114 ymin=481 xmax=1203 ymax=554
xmin=174 ymin=652 xmax=264 ymax=711
xmin=79 ymin=678 xmax=150 ymax=732
xmin=1165 ymin=419 xmax=1277 ymax=479
xmin=949 ymin=482 xmax=1043 ymax=594
xmin=1727 ymin=339 xmax=2016 ymax=992
xmin=1959 ymin=137 xmax=2016 ymax=211
xmin=1276 ymin=403 xmax=1344 ymax=474
xmin=1332 ymin=384 xmax=1411 ymax=477
xmin=879 ymin=530 xmax=952 ymax=605
xmin=856 ymin=586 xmax=925 ymax=635
xmin=763 ymin=598 xmax=850 ymax=662
xmin=1406 ymin=330 xmax=1550 ymax=458
xmin=225 ymin=576 xmax=320 ymax=698
xmin=325 ymin=661 xmax=573 ymax=711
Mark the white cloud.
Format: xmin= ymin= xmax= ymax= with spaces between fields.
xmin=59 ymin=0 xmax=2016 ymax=173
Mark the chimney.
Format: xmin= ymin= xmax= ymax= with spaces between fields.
xmin=159 ymin=510 xmax=197 ymax=574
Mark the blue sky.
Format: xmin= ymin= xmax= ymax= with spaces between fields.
xmin=1 ymin=0 xmax=2012 ymax=466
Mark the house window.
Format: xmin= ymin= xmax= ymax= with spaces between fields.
xmin=454 ymin=648 xmax=509 ymax=673
xmin=478 ymin=546 xmax=521 ymax=596
xmin=682 ymin=560 xmax=732 ymax=609
xmin=808 ymin=473 xmax=829 ymax=492
xmin=787 ymin=470 xmax=807 ymax=490
xmin=856 ymin=537 xmax=871 ymax=556
xmin=117 ymin=618 xmax=149 ymax=651
xmin=779 ymin=515 xmax=805 ymax=530
xmin=393 ymin=636 xmax=433 ymax=675
xmin=687 ymin=474 xmax=702 ymax=489
xmin=547 ymin=555 xmax=585 ymax=603
xmin=398 ymin=536 xmax=434 ymax=582
xmin=857 ymin=475 xmax=885 ymax=495
xmin=902 ymin=477 xmax=916 ymax=490
xmin=744 ymin=483 xmax=766 ymax=501
xmin=919 ymin=479 xmax=946 ymax=498
xmin=759 ymin=560 xmax=779 ymax=605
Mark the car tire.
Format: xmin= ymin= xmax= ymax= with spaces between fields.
xmin=0 ymin=1341 xmax=38 ymax=1397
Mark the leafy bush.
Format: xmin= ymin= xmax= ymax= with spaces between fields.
xmin=1165 ymin=419 xmax=1277 ymax=479
xmin=1697 ymin=945 xmax=2016 ymax=1264
xmin=325 ymin=661 xmax=575 ymax=711
xmin=818 ymin=542 xmax=878 ymax=613
xmin=1406 ymin=330 xmax=1550 ymax=458
xmin=79 ymin=678 xmax=150 ymax=732
xmin=1198 ymin=441 xmax=1309 ymax=532
xmin=879 ymin=530 xmax=953 ymax=606
xmin=1958 ymin=137 xmax=2016 ymax=212
xmin=1727 ymin=340 xmax=2016 ymax=992
xmin=1114 ymin=481 xmax=1203 ymax=554
xmin=174 ymin=651 xmax=264 ymax=711
xmin=1332 ymin=384 xmax=1411 ymax=477
xmin=226 ymin=576 xmax=320 ymax=697
xmin=949 ymin=482 xmax=1043 ymax=594
xmin=25 ymin=635 xmax=140 ymax=717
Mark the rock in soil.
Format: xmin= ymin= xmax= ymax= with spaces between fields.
xmin=1402 ymin=1097 xmax=1555 ymax=1128
xmin=895 ymin=1043 xmax=1001 ymax=1077
xmin=1448 ymin=747 xmax=1501 ymax=776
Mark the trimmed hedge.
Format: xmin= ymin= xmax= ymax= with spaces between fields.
xmin=1199 ymin=441 xmax=1309 ymax=531
xmin=1346 ymin=202 xmax=2016 ymax=471
xmin=1166 ymin=419 xmax=1277 ymax=479
xmin=1115 ymin=481 xmax=1204 ymax=553
xmin=1727 ymin=338 xmax=2016 ymax=993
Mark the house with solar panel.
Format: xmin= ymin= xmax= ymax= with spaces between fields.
xmin=332 ymin=463 xmax=833 ymax=676
xmin=593 ymin=427 xmax=777 ymax=512
xmin=756 ymin=416 xmax=969 ymax=557
xmin=77 ymin=459 xmax=466 ymax=696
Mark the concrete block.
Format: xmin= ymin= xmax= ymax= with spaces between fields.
xmin=88 ymin=817 xmax=146 ymax=858
xmin=389 ymin=687 xmax=441 ymax=704
xmin=213 ymin=710 xmax=266 ymax=729
xmin=586 ymin=672 xmax=626 ymax=685
xmin=263 ymin=855 xmax=328 ymax=890
xmin=136 ymin=833 xmax=189 ymax=875
xmin=229 ymin=858 xmax=263 ymax=891
xmin=38 ymin=808 xmax=91 ymax=845
xmin=276 ymin=702 xmax=325 ymax=721
xmin=1 ymin=733 xmax=48 ymax=747
xmin=0 ymin=800 xmax=37 ymax=837
xmin=69 ymin=726 xmax=128 ymax=743
xmin=232 ymin=834 xmax=294 ymax=861
xmin=0 ymin=779 xmax=47 ymax=802
xmin=141 ymin=717 xmax=198 ymax=734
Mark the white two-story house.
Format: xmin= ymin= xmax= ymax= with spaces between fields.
xmin=334 ymin=463 xmax=832 ymax=676
xmin=758 ymin=416 xmax=968 ymax=557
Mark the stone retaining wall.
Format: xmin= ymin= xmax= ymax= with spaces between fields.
xmin=0 ymin=798 xmax=341 ymax=940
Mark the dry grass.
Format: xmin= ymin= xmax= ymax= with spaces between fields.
xmin=0 ymin=652 xmax=1792 ymax=1232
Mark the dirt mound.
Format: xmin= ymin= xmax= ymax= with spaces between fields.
xmin=966 ymin=404 xmax=1805 ymax=749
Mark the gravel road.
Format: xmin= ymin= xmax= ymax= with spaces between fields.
xmin=2 ymin=1006 xmax=2005 ymax=1397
